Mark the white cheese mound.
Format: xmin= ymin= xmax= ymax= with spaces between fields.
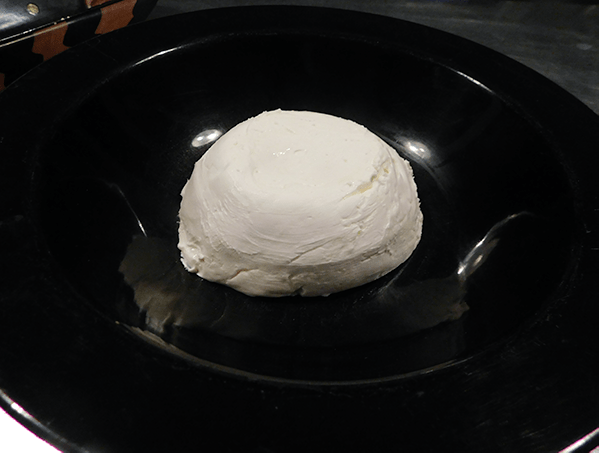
xmin=178 ymin=109 xmax=423 ymax=297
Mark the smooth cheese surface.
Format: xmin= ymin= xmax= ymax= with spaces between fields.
xmin=178 ymin=109 xmax=423 ymax=297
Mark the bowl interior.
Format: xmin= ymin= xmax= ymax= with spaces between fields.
xmin=33 ymin=23 xmax=578 ymax=382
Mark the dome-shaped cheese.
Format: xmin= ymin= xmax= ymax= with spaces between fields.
xmin=178 ymin=110 xmax=423 ymax=297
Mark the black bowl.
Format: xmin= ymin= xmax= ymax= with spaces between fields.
xmin=1 ymin=6 xmax=599 ymax=453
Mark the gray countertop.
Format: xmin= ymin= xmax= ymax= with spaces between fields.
xmin=147 ymin=1 xmax=599 ymax=115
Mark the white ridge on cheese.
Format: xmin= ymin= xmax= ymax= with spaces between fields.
xmin=178 ymin=109 xmax=423 ymax=297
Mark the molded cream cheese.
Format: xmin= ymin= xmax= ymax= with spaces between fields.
xmin=178 ymin=109 xmax=423 ymax=297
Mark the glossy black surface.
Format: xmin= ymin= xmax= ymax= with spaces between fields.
xmin=0 ymin=0 xmax=81 ymax=41
xmin=1 ymin=6 xmax=599 ymax=452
